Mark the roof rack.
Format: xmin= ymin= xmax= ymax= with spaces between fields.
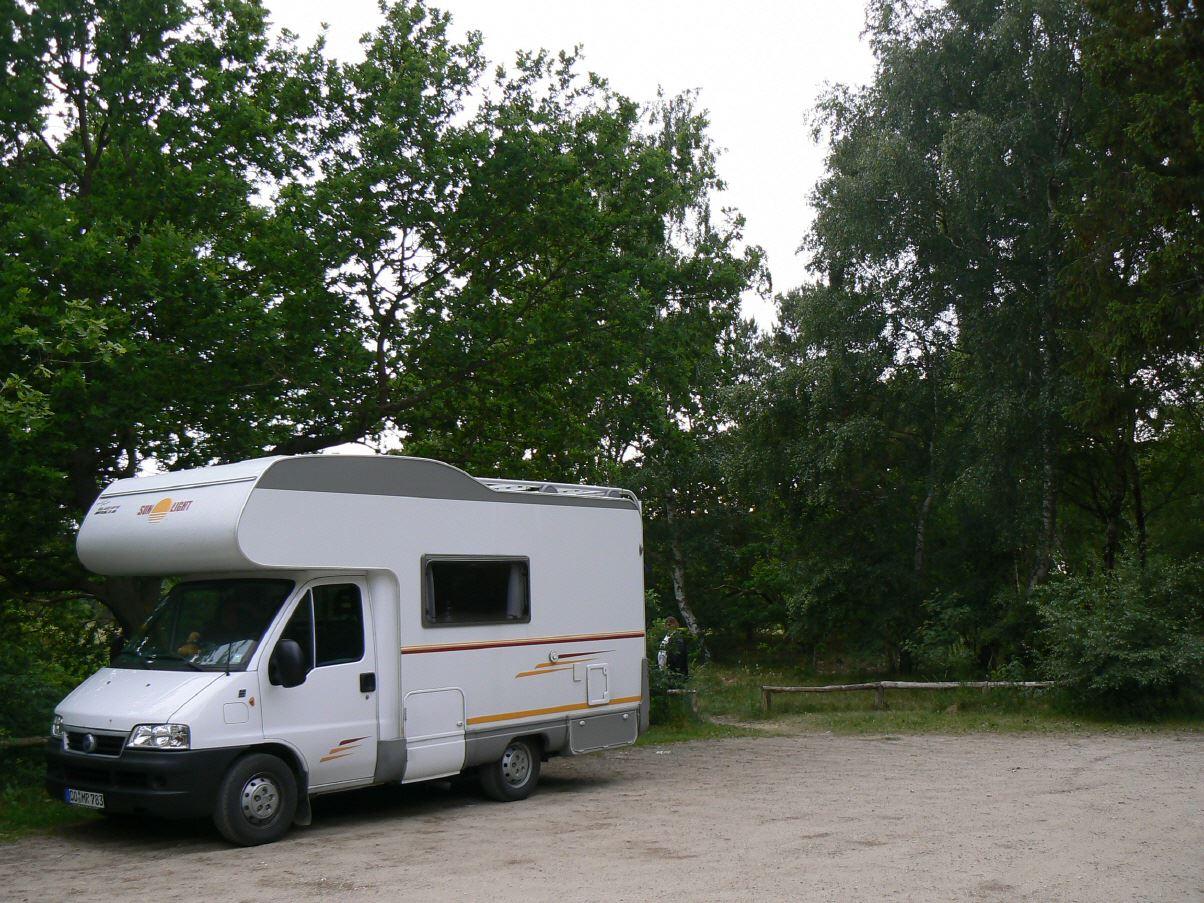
xmin=476 ymin=478 xmax=641 ymax=512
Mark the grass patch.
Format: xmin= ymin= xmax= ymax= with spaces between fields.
xmin=0 ymin=784 xmax=96 ymax=843
xmin=637 ymin=719 xmax=756 ymax=745
xmin=0 ymin=747 xmax=97 ymax=843
xmin=685 ymin=663 xmax=1204 ymax=735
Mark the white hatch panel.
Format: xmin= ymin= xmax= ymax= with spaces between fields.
xmin=586 ymin=664 xmax=610 ymax=706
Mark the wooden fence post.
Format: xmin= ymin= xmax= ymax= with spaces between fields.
xmin=762 ymin=687 xmax=772 ymax=713
xmin=875 ymin=684 xmax=886 ymax=709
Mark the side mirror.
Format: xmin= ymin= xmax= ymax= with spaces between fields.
xmin=270 ymin=639 xmax=308 ymax=688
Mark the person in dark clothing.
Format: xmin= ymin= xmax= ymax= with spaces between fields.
xmin=657 ymin=616 xmax=690 ymax=681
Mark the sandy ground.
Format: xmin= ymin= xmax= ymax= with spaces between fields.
xmin=2 ymin=731 xmax=1201 ymax=902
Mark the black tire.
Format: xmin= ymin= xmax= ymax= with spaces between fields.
xmin=479 ymin=737 xmax=541 ymax=802
xmin=212 ymin=752 xmax=298 ymax=846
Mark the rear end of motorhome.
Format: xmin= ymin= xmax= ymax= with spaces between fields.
xmin=46 ymin=455 xmax=647 ymax=845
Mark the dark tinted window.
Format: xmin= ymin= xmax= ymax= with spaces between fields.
xmin=424 ymin=558 xmax=529 ymax=626
xmin=278 ymin=583 xmax=364 ymax=670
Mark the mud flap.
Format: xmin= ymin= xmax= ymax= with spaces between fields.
xmin=293 ymin=769 xmax=312 ymax=826
xmin=640 ymin=657 xmax=650 ymax=735
xmin=294 ymin=793 xmax=312 ymax=826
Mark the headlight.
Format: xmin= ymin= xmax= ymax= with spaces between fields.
xmin=127 ymin=723 xmax=190 ymax=750
xmin=50 ymin=714 xmax=63 ymax=739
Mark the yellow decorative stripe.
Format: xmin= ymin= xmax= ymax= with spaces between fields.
xmin=514 ymin=666 xmax=574 ymax=678
xmin=319 ymin=750 xmax=355 ymax=762
xmin=534 ymin=657 xmax=596 ymax=669
xmin=467 ymin=695 xmax=642 ymax=727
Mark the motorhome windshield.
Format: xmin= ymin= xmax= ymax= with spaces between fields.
xmin=114 ymin=579 xmax=294 ymax=672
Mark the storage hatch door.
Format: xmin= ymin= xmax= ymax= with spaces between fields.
xmin=586 ymin=663 xmax=610 ymax=706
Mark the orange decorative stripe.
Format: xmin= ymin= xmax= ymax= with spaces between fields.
xmin=514 ymin=666 xmax=574 ymax=678
xmin=318 ymin=737 xmax=365 ymax=762
xmin=466 ymin=695 xmax=641 ymax=727
xmin=402 ymin=631 xmax=644 ymax=655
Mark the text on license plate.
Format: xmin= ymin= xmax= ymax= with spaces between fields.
xmin=65 ymin=788 xmax=105 ymax=809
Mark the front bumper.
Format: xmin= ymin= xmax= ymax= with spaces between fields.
xmin=45 ymin=740 xmax=243 ymax=819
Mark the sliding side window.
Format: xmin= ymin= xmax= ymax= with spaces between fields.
xmin=423 ymin=557 xmax=530 ymax=626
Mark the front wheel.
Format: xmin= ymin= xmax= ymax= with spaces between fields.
xmin=479 ymin=737 xmax=541 ymax=802
xmin=212 ymin=752 xmax=298 ymax=846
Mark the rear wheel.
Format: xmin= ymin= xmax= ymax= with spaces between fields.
xmin=479 ymin=737 xmax=541 ymax=802
xmin=212 ymin=752 xmax=298 ymax=846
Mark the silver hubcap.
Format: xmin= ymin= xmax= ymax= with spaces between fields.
xmin=500 ymin=744 xmax=531 ymax=787
xmin=240 ymin=774 xmax=280 ymax=824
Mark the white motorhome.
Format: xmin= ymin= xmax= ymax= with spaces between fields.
xmin=46 ymin=454 xmax=648 ymax=845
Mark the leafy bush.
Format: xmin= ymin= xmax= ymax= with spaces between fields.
xmin=0 ymin=597 xmax=113 ymax=743
xmin=1037 ymin=557 xmax=1204 ymax=714
xmin=904 ymin=592 xmax=980 ymax=678
xmin=646 ymin=610 xmax=698 ymax=725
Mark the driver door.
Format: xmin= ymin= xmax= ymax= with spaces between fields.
xmin=259 ymin=578 xmax=378 ymax=789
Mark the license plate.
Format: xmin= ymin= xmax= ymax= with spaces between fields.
xmin=65 ymin=788 xmax=105 ymax=810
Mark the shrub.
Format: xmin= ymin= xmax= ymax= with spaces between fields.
xmin=1037 ymin=557 xmax=1204 ymax=714
xmin=0 ymin=597 xmax=113 ymax=743
xmin=904 ymin=592 xmax=980 ymax=679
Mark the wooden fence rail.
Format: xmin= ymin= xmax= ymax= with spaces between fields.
xmin=0 ymin=736 xmax=46 ymax=750
xmin=760 ymin=680 xmax=1055 ymax=712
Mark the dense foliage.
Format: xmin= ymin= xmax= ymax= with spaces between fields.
xmin=1037 ymin=557 xmax=1204 ymax=712
xmin=0 ymin=0 xmax=1199 ymax=726
xmin=663 ymin=0 xmax=1201 ymax=706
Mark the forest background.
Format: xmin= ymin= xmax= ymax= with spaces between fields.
xmin=1 ymin=0 xmax=1201 ymax=751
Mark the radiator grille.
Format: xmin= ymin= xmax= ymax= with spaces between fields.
xmin=65 ymin=731 xmax=126 ymax=756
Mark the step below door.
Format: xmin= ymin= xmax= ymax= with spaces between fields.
xmin=402 ymin=688 xmax=465 ymax=783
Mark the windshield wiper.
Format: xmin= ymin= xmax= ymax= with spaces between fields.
xmin=144 ymin=653 xmax=203 ymax=672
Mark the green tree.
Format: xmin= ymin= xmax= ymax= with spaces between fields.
xmin=729 ymin=0 xmax=1099 ymax=668
xmin=288 ymin=6 xmax=763 ymax=485
xmin=0 ymin=0 xmax=327 ymax=628
xmin=1058 ymin=0 xmax=1203 ymax=570
xmin=0 ymin=0 xmax=762 ymax=635
xmin=720 ymin=0 xmax=1202 ymax=681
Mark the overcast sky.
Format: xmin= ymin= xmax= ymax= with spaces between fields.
xmin=266 ymin=1 xmax=876 ymax=328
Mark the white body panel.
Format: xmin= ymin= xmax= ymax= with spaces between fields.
xmin=76 ymin=458 xmax=273 ymax=575
xmin=63 ymin=454 xmax=646 ymax=795
xmin=56 ymin=669 xmax=223 ymax=733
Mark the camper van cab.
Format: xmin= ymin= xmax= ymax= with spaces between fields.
xmin=46 ymin=455 xmax=648 ymax=845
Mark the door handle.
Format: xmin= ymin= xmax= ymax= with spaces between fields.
xmin=360 ymin=672 xmax=376 ymax=693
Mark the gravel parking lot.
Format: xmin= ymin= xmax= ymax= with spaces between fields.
xmin=2 ymin=731 xmax=1200 ymax=902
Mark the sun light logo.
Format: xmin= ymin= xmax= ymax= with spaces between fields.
xmin=136 ymin=498 xmax=194 ymax=523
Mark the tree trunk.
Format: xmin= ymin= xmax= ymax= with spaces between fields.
xmin=914 ymin=349 xmax=938 ymax=580
xmin=1101 ymin=432 xmax=1132 ymax=571
xmin=1028 ymin=400 xmax=1057 ymax=591
xmin=95 ymin=576 xmax=163 ymax=635
xmin=914 ymin=486 xmax=934 ymax=578
xmin=1128 ymin=432 xmax=1147 ymax=570
xmin=1027 ymin=250 xmax=1059 ymax=595
xmin=665 ymin=499 xmax=709 ymax=662
xmin=1102 ymin=512 xmax=1121 ymax=571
